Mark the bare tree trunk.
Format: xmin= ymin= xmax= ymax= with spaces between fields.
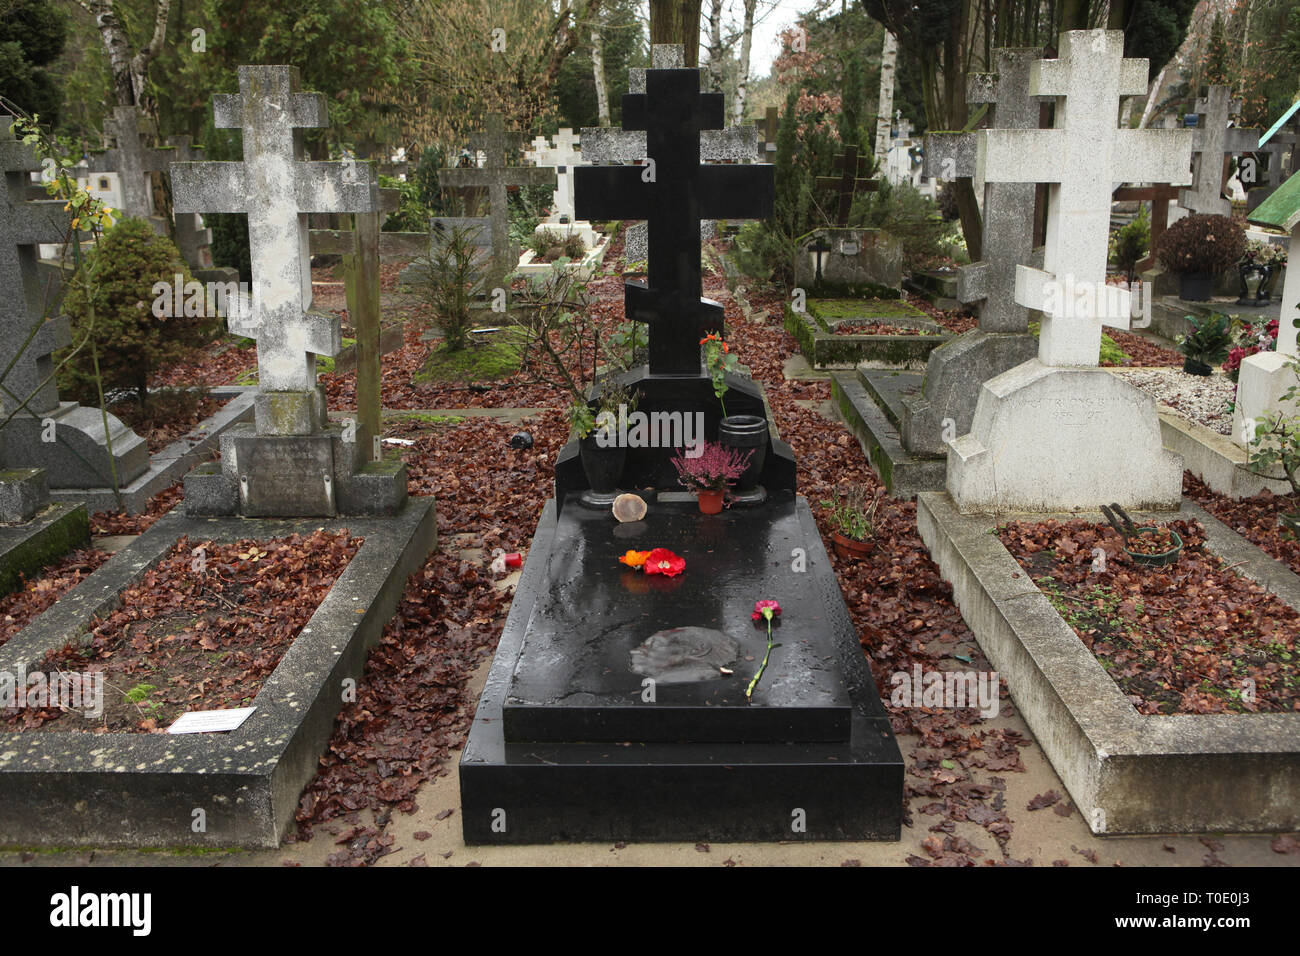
xmin=732 ymin=0 xmax=757 ymax=123
xmin=874 ymin=30 xmax=898 ymax=164
xmin=591 ymin=22 xmax=611 ymax=125
xmin=705 ymin=0 xmax=725 ymax=92
xmin=650 ymin=0 xmax=703 ymax=67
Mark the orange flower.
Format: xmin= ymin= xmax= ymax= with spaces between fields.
xmin=618 ymin=549 xmax=651 ymax=569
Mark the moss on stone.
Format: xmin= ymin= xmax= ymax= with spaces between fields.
xmin=415 ymin=338 xmax=523 ymax=384
xmin=0 ymin=504 xmax=91 ymax=598
xmin=810 ymin=297 xmax=927 ymax=322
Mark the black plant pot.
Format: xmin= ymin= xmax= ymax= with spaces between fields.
xmin=579 ymin=435 xmax=626 ymax=507
xmin=1179 ymin=272 xmax=1214 ymax=302
xmin=1182 ymin=356 xmax=1212 ymax=376
xmin=718 ymin=414 xmax=768 ymax=506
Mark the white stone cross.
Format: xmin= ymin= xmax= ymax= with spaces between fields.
xmin=1180 ymin=86 xmax=1259 ymax=216
xmin=170 ymin=66 xmax=379 ymax=397
xmin=978 ymin=30 xmax=1192 ymax=366
xmin=526 ymin=130 xmax=584 ymax=223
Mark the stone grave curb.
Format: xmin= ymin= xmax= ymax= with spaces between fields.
xmin=1151 ymin=406 xmax=1292 ymax=499
xmin=515 ymin=231 xmax=611 ymax=281
xmin=903 ymin=269 xmax=960 ymax=310
xmin=830 ymin=371 xmax=946 ymax=499
xmin=48 ymin=386 xmax=257 ymax=515
xmin=784 ymin=304 xmax=950 ymax=370
xmin=0 ymin=502 xmax=90 ymax=598
xmin=916 ymin=491 xmax=1300 ymax=835
xmin=0 ymin=497 xmax=437 ymax=848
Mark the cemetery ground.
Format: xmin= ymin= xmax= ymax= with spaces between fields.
xmin=1 ymin=233 xmax=1297 ymax=866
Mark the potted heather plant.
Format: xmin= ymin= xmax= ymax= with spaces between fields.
xmin=1155 ymin=213 xmax=1247 ymax=301
xmin=671 ymin=440 xmax=753 ymax=514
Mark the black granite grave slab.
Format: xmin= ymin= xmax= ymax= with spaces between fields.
xmin=461 ymin=494 xmax=903 ymax=844
xmin=504 ymin=494 xmax=852 ymax=744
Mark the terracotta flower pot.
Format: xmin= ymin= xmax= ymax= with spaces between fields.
xmin=831 ymin=531 xmax=874 ymax=560
xmin=697 ymin=489 xmax=725 ymax=514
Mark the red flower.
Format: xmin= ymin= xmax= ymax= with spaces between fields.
xmin=643 ymin=548 xmax=685 ymax=577
xmin=752 ymin=599 xmax=782 ymax=621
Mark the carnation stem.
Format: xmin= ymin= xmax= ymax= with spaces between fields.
xmin=746 ymin=617 xmax=775 ymax=701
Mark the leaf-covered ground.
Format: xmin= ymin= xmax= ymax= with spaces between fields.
xmin=1184 ymin=473 xmax=1300 ymax=577
xmin=3 ymin=531 xmax=361 ymax=733
xmin=0 ymin=548 xmax=111 ymax=644
xmin=999 ymin=517 xmax=1299 ymax=715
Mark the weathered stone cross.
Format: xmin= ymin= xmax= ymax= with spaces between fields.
xmin=170 ymin=65 xmax=379 ymax=428
xmin=575 ymin=68 xmax=774 ymax=375
xmin=978 ymin=30 xmax=1192 ymax=366
xmin=438 ymin=114 xmax=556 ymax=291
xmin=924 ymin=48 xmax=1043 ymax=332
xmin=1180 ymin=85 xmax=1259 ymax=217
xmin=815 ymin=145 xmax=878 ymax=226
xmin=0 ymin=117 xmax=68 ymax=417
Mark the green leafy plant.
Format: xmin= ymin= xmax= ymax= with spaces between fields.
xmin=123 ymin=682 xmax=162 ymax=715
xmin=1178 ymin=312 xmax=1234 ymax=366
xmin=700 ymin=333 xmax=739 ymax=417
xmin=1110 ymin=206 xmax=1149 ymax=284
xmin=1155 ymin=213 xmax=1246 ymax=276
xmin=821 ymin=484 xmax=880 ymax=541
xmin=608 ymin=320 xmax=648 ymax=371
xmin=1246 ymin=357 xmax=1300 ymax=495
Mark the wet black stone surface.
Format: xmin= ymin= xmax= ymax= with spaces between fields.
xmin=461 ymin=496 xmax=904 ymax=844
xmin=504 ymin=493 xmax=853 ymax=744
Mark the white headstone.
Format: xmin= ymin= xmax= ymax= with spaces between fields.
xmin=945 ymin=30 xmax=1193 ymax=513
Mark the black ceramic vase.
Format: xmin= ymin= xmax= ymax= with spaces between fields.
xmin=718 ymin=414 xmax=767 ymax=506
xmin=579 ymin=435 xmax=626 ymax=507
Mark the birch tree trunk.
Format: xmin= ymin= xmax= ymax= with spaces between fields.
xmin=592 ymin=22 xmax=611 ymax=125
xmin=874 ymin=30 xmax=898 ymax=164
xmin=732 ymin=0 xmax=757 ymax=124
xmin=81 ymin=0 xmax=172 ymax=108
xmin=706 ymin=0 xmax=725 ymax=92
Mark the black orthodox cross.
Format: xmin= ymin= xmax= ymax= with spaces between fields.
xmin=815 ymin=145 xmax=877 ymax=226
xmin=807 ymin=232 xmax=832 ymax=283
xmin=574 ymin=69 xmax=774 ymax=375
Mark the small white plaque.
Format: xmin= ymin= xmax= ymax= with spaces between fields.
xmin=167 ymin=706 xmax=257 ymax=735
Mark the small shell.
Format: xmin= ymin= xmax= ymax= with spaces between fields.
xmin=612 ymin=493 xmax=648 ymax=523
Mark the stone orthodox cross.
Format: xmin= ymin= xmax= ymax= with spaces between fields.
xmin=575 ymin=69 xmax=774 ymax=375
xmin=170 ymin=66 xmax=379 ymax=420
xmin=978 ymin=31 xmax=1192 ymax=366
xmin=0 ymin=118 xmax=68 ymax=417
xmin=1180 ymin=86 xmax=1258 ymax=217
xmin=439 ymin=114 xmax=556 ymax=290
xmin=923 ymin=49 xmax=1044 ymax=332
xmin=815 ymin=145 xmax=878 ymax=226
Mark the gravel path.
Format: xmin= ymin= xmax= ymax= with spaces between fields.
xmin=1112 ymin=366 xmax=1237 ymax=435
